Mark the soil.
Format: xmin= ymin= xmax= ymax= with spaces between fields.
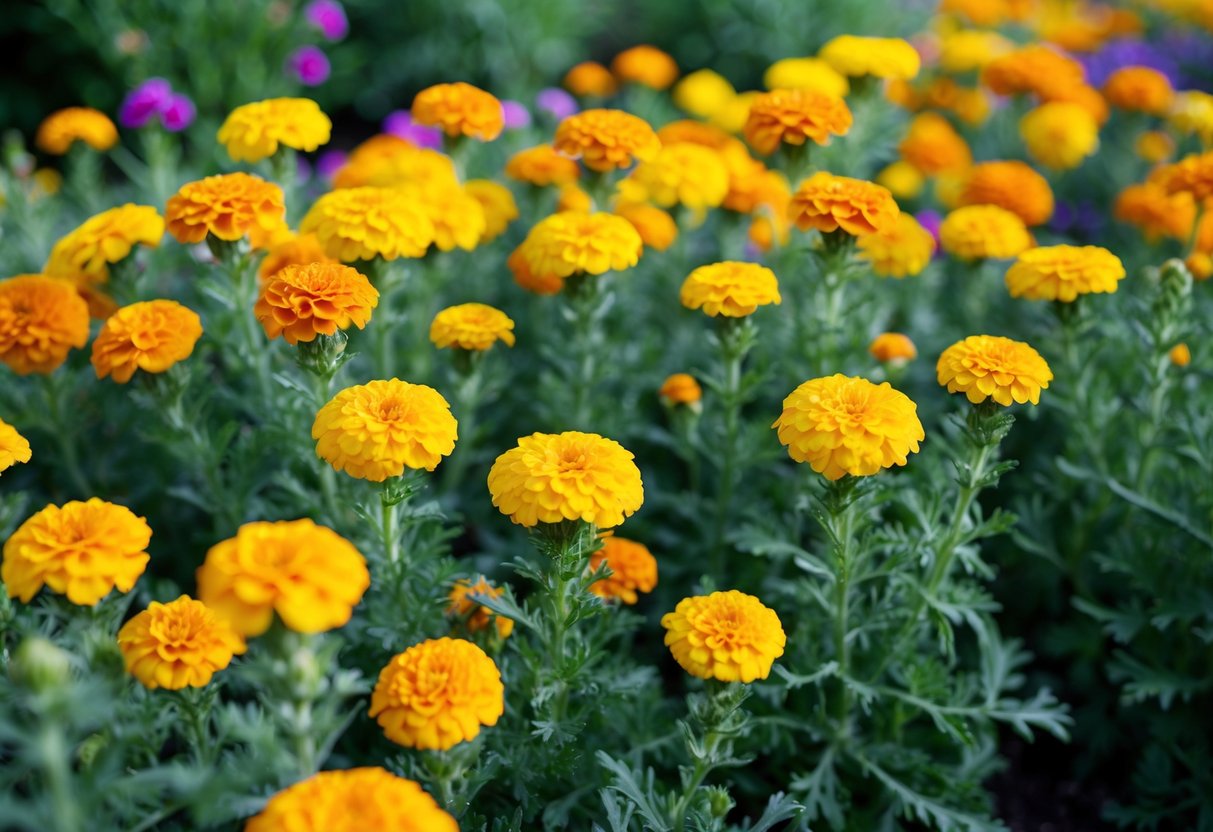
xmin=990 ymin=731 xmax=1117 ymax=832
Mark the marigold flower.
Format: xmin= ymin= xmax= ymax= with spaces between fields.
xmin=1170 ymin=343 xmax=1191 ymax=367
xmin=44 ymin=205 xmax=164 ymax=282
xmin=118 ymin=595 xmax=246 ymax=690
xmin=789 ymin=172 xmax=899 ymax=237
xmin=680 ymin=261 xmax=781 ymax=317
xmin=937 ymin=335 xmax=1052 ymax=406
xmin=819 ymin=35 xmax=921 ymax=79
xmin=743 ymin=89 xmax=852 ymax=156
xmin=589 ymin=536 xmax=657 ymax=604
xmin=1135 ymin=130 xmax=1174 ymax=164
xmin=258 ymin=232 xmax=337 ymax=281
xmin=856 ymin=215 xmax=934 ymax=280
xmin=430 ymin=303 xmax=515 ymax=351
xmin=624 ymin=142 xmax=729 ymax=212
xmin=939 ymin=30 xmax=1014 ymax=73
xmin=763 ymin=57 xmax=849 ymax=96
xmin=1043 ymin=82 xmax=1109 ymax=125
xmin=876 ymin=161 xmax=924 ymax=200
xmin=982 ymin=45 xmax=1085 ymax=98
xmin=1186 ymin=252 xmax=1213 ymax=282
xmin=3 ymin=498 xmax=151 ymax=606
xmin=488 ymin=431 xmax=644 ymax=528
xmin=246 ymin=768 xmax=457 ymax=832
xmin=939 ymin=205 xmax=1032 ymax=260
xmin=408 ymin=183 xmax=487 ymax=252
xmin=553 ymin=109 xmax=661 ymax=172
xmin=332 ymin=134 xmax=459 ymax=191
xmin=411 ymin=82 xmax=504 ymax=141
xmin=518 ymin=211 xmax=643 ymax=280
xmin=557 ymin=183 xmax=594 ymax=213
xmin=505 ymin=145 xmax=581 ymax=187
xmin=943 ymin=0 xmax=1032 ymax=25
xmin=91 ymin=300 xmax=203 ymax=383
xmin=197 ymin=518 xmax=369 ymax=637
xmin=1102 ymin=66 xmax=1173 ymax=115
xmin=255 ymin=263 xmax=378 ymax=346
xmin=958 ymin=161 xmax=1055 ymax=227
xmin=1158 ymin=151 xmax=1213 ymax=201
xmin=1020 ymin=102 xmax=1100 ymax=170
xmin=673 ymin=69 xmax=737 ymax=118
xmin=447 ymin=578 xmax=514 ymax=639
xmin=659 ymin=373 xmax=703 ymax=406
xmin=35 ymin=107 xmax=118 ymax=154
xmin=217 ymin=98 xmax=332 ymax=163
xmin=564 ymin=61 xmax=618 ymax=97
xmin=0 ymin=275 xmax=90 ymax=375
xmin=1114 ymin=181 xmax=1195 ymax=241
xmin=465 ymin=179 xmax=518 ymax=242
xmin=614 ymin=202 xmax=678 ymax=251
xmin=612 ymin=45 xmax=679 ymax=89
xmin=773 ymin=374 xmax=924 ymax=480
xmin=1169 ymin=91 xmax=1213 ymax=146
xmin=369 ymin=637 xmax=504 ymax=750
xmin=0 ymin=418 xmax=32 ymax=475
xmin=1005 ymin=245 xmax=1125 ymax=302
xmin=508 ymin=244 xmax=562 ymax=295
xmin=661 ymin=590 xmax=785 ymax=682
xmin=165 ymin=173 xmax=286 ymax=244
xmin=898 ymin=113 xmax=972 ymax=175
xmin=300 ymin=186 xmax=435 ymax=261
xmin=869 ymin=332 xmax=917 ymax=363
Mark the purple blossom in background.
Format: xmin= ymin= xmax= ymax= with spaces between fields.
xmin=536 ymin=88 xmax=578 ymax=120
xmin=916 ymin=209 xmax=942 ymax=243
xmin=296 ymin=156 xmax=314 ymax=183
xmin=382 ymin=111 xmax=443 ymax=149
xmin=119 ymin=78 xmax=172 ymax=128
xmin=1079 ymin=38 xmax=1179 ymax=87
xmin=316 ymin=150 xmax=348 ymax=180
xmin=501 ymin=100 xmax=532 ymax=130
xmin=1158 ymin=29 xmax=1213 ymax=90
xmin=288 ymin=45 xmax=331 ymax=86
xmin=304 ymin=0 xmax=349 ymax=40
xmin=1051 ymin=202 xmax=1104 ymax=240
xmin=161 ymin=94 xmax=196 ymax=132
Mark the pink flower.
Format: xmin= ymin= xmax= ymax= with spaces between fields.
xmin=119 ymin=78 xmax=172 ymax=128
xmin=161 ymin=94 xmax=196 ymax=132
xmin=304 ymin=0 xmax=348 ymax=40
xmin=382 ymin=111 xmax=443 ymax=150
xmin=287 ymin=45 xmax=331 ymax=86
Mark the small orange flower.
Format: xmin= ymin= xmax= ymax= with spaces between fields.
xmin=589 ymin=536 xmax=658 ymax=604
xmin=659 ymin=373 xmax=702 ymax=406
xmin=564 ymin=61 xmax=618 ymax=97
xmin=1158 ymin=151 xmax=1213 ymax=201
xmin=505 ymin=145 xmax=581 ymax=187
xmin=332 ymin=134 xmax=459 ymax=191
xmin=91 ymin=300 xmax=203 ymax=383
xmin=258 ymin=232 xmax=337 ymax=281
xmin=869 ymin=332 xmax=917 ymax=363
xmin=1114 ymin=181 xmax=1195 ymax=241
xmin=447 ymin=577 xmax=514 ymax=639
xmin=118 ymin=595 xmax=246 ymax=690
xmin=959 ymin=161 xmax=1055 ymax=227
xmin=743 ymin=89 xmax=852 ymax=156
xmin=982 ymin=45 xmax=1086 ymax=98
xmin=789 ymin=172 xmax=899 ymax=237
xmin=614 ymin=202 xmax=678 ymax=252
xmin=898 ymin=113 xmax=972 ymax=175
xmin=553 ymin=109 xmax=661 ymax=172
xmin=1169 ymin=343 xmax=1191 ymax=367
xmin=1103 ymin=66 xmax=1173 ymax=115
xmin=611 ymin=45 xmax=679 ymax=89
xmin=35 ymin=107 xmax=118 ymax=154
xmin=255 ymin=263 xmax=378 ymax=345
xmin=246 ymin=769 xmax=457 ymax=832
xmin=0 ymin=275 xmax=90 ymax=376
xmin=411 ymin=82 xmax=504 ymax=141
xmin=508 ymin=244 xmax=563 ymax=296
xmin=165 ymin=173 xmax=286 ymax=244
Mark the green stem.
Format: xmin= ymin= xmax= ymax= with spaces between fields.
xmin=39 ymin=375 xmax=90 ymax=498
xmin=381 ymin=489 xmax=399 ymax=564
xmin=566 ymin=275 xmax=605 ymax=430
xmin=40 ymin=723 xmax=81 ymax=832
xmin=710 ymin=330 xmax=745 ymax=578
xmin=671 ymin=756 xmax=714 ymax=832
xmin=827 ymin=481 xmax=857 ymax=740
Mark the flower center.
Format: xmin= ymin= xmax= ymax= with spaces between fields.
xmin=377 ymin=397 xmax=413 ymax=423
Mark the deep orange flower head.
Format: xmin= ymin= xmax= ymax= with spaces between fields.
xmin=332 ymin=134 xmax=458 ymax=191
xmin=659 ymin=373 xmax=702 ymax=406
xmin=1158 ymin=151 xmax=1213 ymax=201
xmin=0 ymin=275 xmax=90 ymax=375
xmin=91 ymin=299 xmax=203 ymax=383
xmin=899 ymin=113 xmax=972 ymax=175
xmin=447 ymin=578 xmax=514 ymax=639
xmin=611 ymin=45 xmax=679 ymax=89
xmin=508 ymin=244 xmax=563 ymax=296
xmin=789 ymin=172 xmax=899 ymax=237
xmin=958 ymin=161 xmax=1055 ymax=226
xmin=662 ymin=590 xmax=786 ymax=682
xmin=411 ymin=82 xmax=504 ymax=141
xmin=1114 ymin=181 xmax=1195 ymax=241
xmin=505 ymin=145 xmax=581 ymax=187
xmin=255 ymin=263 xmax=378 ymax=345
xmin=258 ymin=232 xmax=337 ymax=281
xmin=869 ymin=333 xmax=917 ymax=363
xmin=166 ymin=173 xmax=286 ymax=244
xmin=1169 ymin=343 xmax=1192 ymax=367
xmin=553 ymin=109 xmax=661 ymax=172
xmin=36 ymin=107 xmax=117 ymax=154
xmin=118 ymin=595 xmax=246 ymax=690
xmin=589 ymin=536 xmax=658 ymax=604
xmin=982 ymin=45 xmax=1086 ymax=98
xmin=564 ymin=61 xmax=618 ymax=97
xmin=1103 ymin=66 xmax=1174 ymax=115
xmin=614 ymin=202 xmax=678 ymax=252
xmin=743 ymin=89 xmax=852 ymax=155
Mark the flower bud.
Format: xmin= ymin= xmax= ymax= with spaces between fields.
xmin=10 ymin=636 xmax=72 ymax=693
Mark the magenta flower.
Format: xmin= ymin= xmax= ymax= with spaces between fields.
xmin=287 ymin=45 xmax=331 ymax=86
xmin=382 ymin=111 xmax=443 ymax=150
xmin=536 ymin=88 xmax=578 ymax=121
xmin=304 ymin=0 xmax=349 ymax=40
xmin=119 ymin=78 xmax=173 ymax=129
xmin=501 ymin=100 xmax=532 ymax=129
xmin=160 ymin=94 xmax=196 ymax=132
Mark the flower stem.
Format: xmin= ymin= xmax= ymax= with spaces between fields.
xmin=709 ymin=318 xmax=748 ymax=577
xmin=39 ymin=374 xmax=90 ymax=498
xmin=823 ymin=478 xmax=858 ymax=740
xmin=381 ymin=487 xmax=399 ymax=565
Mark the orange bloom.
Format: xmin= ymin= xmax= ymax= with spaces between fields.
xmin=255 ymin=263 xmax=378 ymax=345
xmin=1114 ymin=182 xmax=1195 ymax=241
xmin=959 ymin=161 xmax=1055 ymax=227
xmin=35 ymin=107 xmax=117 ymax=154
xmin=589 ymin=536 xmax=658 ymax=604
xmin=0 ymin=275 xmax=90 ymax=375
xmin=332 ymin=134 xmax=459 ymax=191
xmin=553 ymin=109 xmax=661 ymax=172
xmin=659 ymin=373 xmax=702 ymax=406
xmin=411 ymin=82 xmax=504 ymax=141
xmin=743 ymin=89 xmax=852 ymax=155
xmin=789 ymin=172 xmax=899 ymax=237
xmin=564 ymin=61 xmax=619 ymax=97
xmin=246 ymin=768 xmax=457 ymax=832
xmin=258 ymin=232 xmax=337 ymax=281
xmin=91 ymin=300 xmax=204 ymax=383
xmin=982 ymin=45 xmax=1086 ymax=98
xmin=118 ymin=595 xmax=246 ymax=690
xmin=508 ymin=244 xmax=562 ymax=296
xmin=1158 ymin=151 xmax=1213 ymax=201
xmin=505 ymin=145 xmax=581 ymax=187
xmin=165 ymin=173 xmax=286 ymax=244
xmin=447 ymin=577 xmax=514 ymax=639
xmin=869 ymin=332 xmax=917 ymax=363
xmin=1103 ymin=66 xmax=1173 ymax=115
xmin=898 ymin=113 xmax=972 ymax=175
xmin=611 ymin=45 xmax=679 ymax=89
xmin=614 ymin=202 xmax=678 ymax=251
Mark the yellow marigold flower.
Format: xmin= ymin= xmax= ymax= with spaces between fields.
xmin=508 ymin=243 xmax=562 ymax=295
xmin=680 ymin=261 xmax=781 ymax=317
xmin=1170 ymin=343 xmax=1192 ymax=367
xmin=673 ymin=69 xmax=736 ymax=118
xmin=656 ymin=121 xmax=771 ymax=213
xmin=773 ymin=375 xmax=924 ymax=480
xmin=300 ymin=186 xmax=435 ymax=261
xmin=488 ymin=431 xmax=644 ymax=528
xmin=819 ymin=35 xmax=921 ymax=79
xmin=255 ymin=263 xmax=377 ymax=346
xmin=247 ymin=216 xmax=294 ymax=252
xmin=554 ymin=109 xmax=661 ymax=172
xmin=430 ymin=303 xmax=515 ymax=351
xmin=564 ymin=61 xmax=618 ymax=97
xmin=982 ymin=45 xmax=1086 ymax=98
xmin=1102 ymin=66 xmax=1174 ymax=115
xmin=1187 ymin=251 xmax=1213 ymax=282
xmin=899 ymin=113 xmax=972 ymax=175
xmin=614 ymin=201 xmax=678 ymax=251
xmin=165 ymin=173 xmax=286 ymax=244
xmin=332 ymin=134 xmax=459 ymax=191
xmin=369 ymin=637 xmax=504 ymax=750
xmin=661 ymin=590 xmax=786 ymax=683
xmin=3 ymin=498 xmax=151 ymax=605
xmin=876 ymin=161 xmax=925 ymax=200
xmin=1136 ymin=130 xmax=1174 ymax=164
xmin=589 ymin=536 xmax=657 ymax=604
xmin=1168 ymin=91 xmax=1213 ymax=145
xmin=939 ymin=205 xmax=1032 ymax=260
xmin=789 ymin=172 xmax=900 ymax=237
xmin=939 ymin=30 xmax=1014 ymax=73
xmin=857 ymin=214 xmax=936 ymax=278
xmin=763 ymin=57 xmax=849 ymax=96
xmin=411 ymin=82 xmax=504 ymax=141
xmin=625 ymin=142 xmax=729 ymax=212
xmin=246 ymin=768 xmax=457 ymax=832
xmin=743 ymin=89 xmax=852 ymax=156
xmin=659 ymin=373 xmax=702 ymax=406
xmin=0 ymin=275 xmax=90 ymax=376
xmin=869 ymin=332 xmax=917 ymax=363
xmin=197 ymin=518 xmax=369 ymax=637
xmin=408 ymin=183 xmax=487 ymax=252
xmin=937 ymin=335 xmax=1052 ymax=406
xmin=612 ymin=45 xmax=679 ymax=89
xmin=258 ymin=232 xmax=337 ymax=281
xmin=1114 ymin=181 xmax=1195 ymax=241
xmin=91 ymin=300 xmax=203 ymax=383
xmin=44 ymin=204 xmax=164 ymax=282
xmin=1158 ymin=151 xmax=1213 ymax=201
xmin=519 ymin=211 xmax=643 ymax=280
xmin=1020 ymin=102 xmax=1100 ymax=170
xmin=1005 ymin=245 xmax=1126 ymax=302
xmin=118 ymin=595 xmax=246 ymax=690
xmin=505 ymin=145 xmax=581 ymax=187
xmin=217 ymin=98 xmax=332 ymax=163
xmin=711 ymin=91 xmax=762 ymax=134
xmin=447 ymin=578 xmax=514 ymax=639
xmin=465 ymin=180 xmax=518 ymax=242
xmin=35 ymin=107 xmax=117 ymax=155
xmin=958 ymin=161 xmax=1055 ymax=227
xmin=0 ymin=418 xmax=32 ymax=476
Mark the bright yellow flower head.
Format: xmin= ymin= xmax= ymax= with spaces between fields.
xmin=332 ymin=134 xmax=459 ymax=191
xmin=773 ymin=374 xmax=924 ymax=480
xmin=258 ymin=232 xmax=338 ymax=281
xmin=197 ymin=518 xmax=369 ymax=637
xmin=165 ymin=173 xmax=286 ymax=244
xmin=118 ymin=595 xmax=246 ymax=690
xmin=589 ymin=536 xmax=657 ymax=605
xmin=45 ymin=204 xmax=164 ymax=283
xmin=624 ymin=142 xmax=730 ymax=212
xmin=819 ymin=35 xmax=921 ymax=79
xmin=408 ymin=183 xmax=487 ymax=252
xmin=1115 ymin=181 xmax=1196 ymax=241
xmin=430 ymin=303 xmax=515 ymax=351
xmin=0 ymin=275 xmax=90 ymax=375
xmin=1158 ymin=151 xmax=1213 ymax=201
xmin=937 ymin=335 xmax=1052 ymax=406
xmin=673 ymin=69 xmax=737 ymax=118
xmin=939 ymin=205 xmax=1032 ymax=260
xmin=1020 ymin=102 xmax=1100 ymax=170
xmin=35 ymin=107 xmax=118 ymax=155
xmin=876 ymin=161 xmax=925 ymax=200
xmin=447 ymin=578 xmax=514 ymax=639
xmin=91 ymin=300 xmax=203 ymax=383
xmin=1103 ymin=67 xmax=1174 ymax=115
xmin=255 ymin=263 xmax=378 ymax=346
xmin=369 ymin=637 xmax=505 ymax=750
xmin=553 ymin=109 xmax=662 ymax=172
xmin=939 ymin=30 xmax=1014 ymax=73
xmin=789 ymin=172 xmax=900 ymax=237
xmin=743 ymin=89 xmax=852 ymax=156
xmin=659 ymin=373 xmax=703 ymax=406
xmin=612 ymin=46 xmax=680 ymax=90
xmin=505 ymin=145 xmax=582 ymax=188
xmin=614 ymin=202 xmax=679 ymax=252
xmin=246 ymin=768 xmax=458 ymax=832
xmin=488 ymin=431 xmax=644 ymax=528
xmin=662 ymin=590 xmax=786 ymax=682
xmin=411 ymin=82 xmax=504 ymax=141
xmin=217 ymin=98 xmax=332 ymax=163
xmin=680 ymin=261 xmax=782 ymax=317
xmin=465 ymin=179 xmax=519 ymax=242
xmin=3 ymin=498 xmax=151 ymax=606
xmin=564 ymin=61 xmax=619 ymax=97
xmin=958 ymin=161 xmax=1055 ymax=227
xmin=982 ymin=45 xmax=1086 ymax=98
xmin=518 ymin=211 xmax=643 ymax=281
xmin=1005 ymin=245 xmax=1125 ymax=302
xmin=1168 ymin=91 xmax=1213 ymax=145
xmin=857 ymin=213 xmax=936 ymax=278
xmin=0 ymin=418 xmax=33 ymax=476
xmin=1136 ymin=130 xmax=1175 ymax=164
xmin=763 ymin=57 xmax=849 ymax=96
xmin=300 ymin=186 xmax=436 ymax=261
xmin=899 ymin=113 xmax=972 ymax=175
xmin=869 ymin=332 xmax=917 ymax=363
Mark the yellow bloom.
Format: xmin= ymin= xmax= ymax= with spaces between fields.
xmin=557 ymin=183 xmax=594 ymax=213
xmin=429 ymin=303 xmax=515 ymax=351
xmin=91 ymin=300 xmax=204 ymax=383
xmin=673 ymin=69 xmax=737 ymax=118
xmin=258 ymin=232 xmax=338 ymax=281
xmin=1158 ymin=151 xmax=1213 ymax=201
xmin=1135 ymin=130 xmax=1174 ymax=164
xmin=165 ymin=173 xmax=286 ymax=244
xmin=1170 ymin=343 xmax=1191 ymax=367
xmin=197 ymin=518 xmax=369 ymax=637
xmin=332 ymin=134 xmax=459 ymax=191
xmin=763 ymin=57 xmax=849 ymax=96
xmin=1103 ymin=67 xmax=1174 ymax=115
xmin=1020 ymin=102 xmax=1100 ymax=170
xmin=564 ymin=61 xmax=618 ymax=97
xmin=465 ymin=180 xmax=519 ymax=242
xmin=447 ymin=578 xmax=514 ymax=639
xmin=614 ymin=201 xmax=678 ymax=251
xmin=789 ymin=172 xmax=899 ymax=237
xmin=937 ymin=335 xmax=1053 ymax=406
xmin=488 ymin=431 xmax=644 ymax=528
xmin=0 ymin=418 xmax=33 ymax=476
xmin=369 ymin=637 xmax=504 ymax=750
xmin=939 ymin=205 xmax=1033 ymax=260
xmin=505 ymin=145 xmax=581 ymax=187
xmin=44 ymin=204 xmax=164 ymax=282
xmin=819 ymin=35 xmax=921 ymax=79
xmin=411 ymin=82 xmax=504 ymax=141
xmin=589 ymin=536 xmax=657 ymax=604
xmin=898 ymin=113 xmax=972 ymax=175
xmin=857 ymin=214 xmax=936 ymax=278
xmin=217 ymin=98 xmax=332 ymax=163
xmin=1168 ymin=91 xmax=1213 ymax=145
xmin=659 ymin=373 xmax=703 ymax=406
xmin=246 ymin=768 xmax=457 ymax=832
xmin=743 ymin=89 xmax=852 ymax=156
xmin=624 ymin=143 xmax=729 ymax=213
xmin=1005 ymin=245 xmax=1125 ymax=302
xmin=0 ymin=275 xmax=90 ymax=376
xmin=408 ymin=183 xmax=487 ymax=252
xmin=611 ymin=45 xmax=679 ymax=89
xmin=518 ymin=212 xmax=643 ymax=281
xmin=869 ymin=332 xmax=917 ymax=363
xmin=35 ymin=107 xmax=117 ymax=155
xmin=711 ymin=91 xmax=762 ymax=133
xmin=300 ymin=187 xmax=435 ymax=261
xmin=1043 ymin=82 xmax=1109 ymax=125
xmin=661 ymin=590 xmax=785 ymax=682
xmin=553 ymin=109 xmax=661 ymax=172
xmin=680 ymin=261 xmax=781 ymax=317
xmin=982 ymin=45 xmax=1086 ymax=98
xmin=958 ymin=161 xmax=1055 ymax=226
xmin=118 ymin=595 xmax=246 ymax=690
xmin=773 ymin=375 xmax=924 ymax=480
xmin=876 ymin=161 xmax=924 ymax=200
xmin=255 ymin=263 xmax=378 ymax=346
xmin=3 ymin=498 xmax=151 ymax=605
xmin=939 ymin=30 xmax=1014 ymax=73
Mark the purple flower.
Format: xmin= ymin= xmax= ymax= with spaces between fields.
xmin=160 ymin=94 xmax=196 ymax=132
xmin=1079 ymin=38 xmax=1179 ymax=87
xmin=382 ymin=110 xmax=444 ymax=149
xmin=536 ymin=87 xmax=578 ymax=121
xmin=916 ymin=209 xmax=942 ymax=241
xmin=304 ymin=0 xmax=348 ymax=40
xmin=1051 ymin=201 xmax=1104 ymax=240
xmin=501 ymin=100 xmax=531 ymax=130
xmin=119 ymin=78 xmax=173 ymax=129
xmin=287 ymin=45 xmax=331 ymax=86
xmin=316 ymin=149 xmax=348 ymax=180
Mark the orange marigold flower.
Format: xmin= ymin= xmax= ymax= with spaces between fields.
xmin=773 ymin=374 xmax=924 ymax=480
xmin=937 ymin=335 xmax=1052 ymax=406
xmin=1103 ymin=66 xmax=1174 ymax=115
xmin=958 ymin=161 xmax=1055 ymax=227
xmin=743 ymin=89 xmax=852 ymax=156
xmin=246 ymin=768 xmax=457 ymax=832
xmin=942 ymin=0 xmax=1033 ymax=25
xmin=258 ymin=232 xmax=337 ymax=281
xmin=165 ymin=173 xmax=286 ymax=244
xmin=679 ymin=261 xmax=782 ymax=317
xmin=369 ymin=637 xmax=505 ymax=750
xmin=0 ymin=275 xmax=90 ymax=375
xmin=557 ymin=183 xmax=594 ymax=213
xmin=614 ymin=202 xmax=678 ymax=251
xmin=1170 ymin=343 xmax=1192 ymax=367
xmin=518 ymin=211 xmax=643 ymax=280
xmin=197 ymin=518 xmax=369 ymax=637
xmin=611 ymin=45 xmax=679 ymax=89
xmin=44 ymin=204 xmax=164 ymax=282
xmin=589 ymin=536 xmax=657 ymax=604
xmin=35 ymin=107 xmax=117 ymax=154
xmin=508 ymin=244 xmax=562 ymax=295
xmin=659 ymin=373 xmax=703 ymax=406
xmin=819 ymin=35 xmax=921 ymax=79
xmin=1005 ymin=245 xmax=1125 ymax=302
xmin=0 ymin=418 xmax=32 ymax=476
xmin=255 ymin=263 xmax=377 ymax=345
xmin=300 ymin=186 xmax=435 ymax=261
xmin=1158 ymin=151 xmax=1213 ymax=201
xmin=3 ymin=498 xmax=151 ymax=605
xmin=118 ymin=595 xmax=246 ymax=690
xmin=430 ymin=303 xmax=515 ymax=351
xmin=91 ymin=300 xmax=203 ymax=383
xmin=217 ymin=97 xmax=332 ymax=163
xmin=1187 ymin=251 xmax=1212 ymax=282
xmin=857 ymin=214 xmax=936 ymax=278
xmin=789 ymin=172 xmax=899 ymax=237
xmin=764 ymin=57 xmax=849 ymax=96
xmin=1020 ymin=102 xmax=1100 ymax=170
xmin=488 ymin=431 xmax=644 ymax=528
xmin=447 ymin=577 xmax=514 ymax=639
xmin=982 ymin=45 xmax=1086 ymax=98
xmin=465 ymin=179 xmax=518 ymax=242
xmin=1116 ymin=179 xmax=1197 ymax=244
xmin=939 ymin=205 xmax=1033 ymax=260
xmin=564 ymin=61 xmax=618 ymax=97
xmin=869 ymin=332 xmax=917 ymax=363
xmin=898 ymin=113 xmax=972 ymax=175
xmin=332 ymin=134 xmax=459 ymax=191
xmin=505 ymin=145 xmax=581 ymax=187
xmin=553 ymin=109 xmax=661 ymax=172
xmin=411 ymin=82 xmax=504 ymax=141
xmin=624 ymin=142 xmax=730 ymax=213
xmin=661 ymin=590 xmax=786 ymax=682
